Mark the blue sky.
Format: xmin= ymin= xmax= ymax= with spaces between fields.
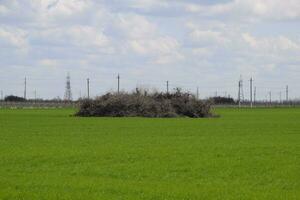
xmin=0 ymin=0 xmax=300 ymax=100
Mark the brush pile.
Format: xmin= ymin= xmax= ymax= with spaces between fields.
xmin=76 ymin=89 xmax=212 ymax=118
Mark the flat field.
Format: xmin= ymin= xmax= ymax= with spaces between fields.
xmin=0 ymin=108 xmax=299 ymax=200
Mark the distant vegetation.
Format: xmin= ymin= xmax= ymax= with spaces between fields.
xmin=76 ymin=89 xmax=213 ymax=118
xmin=4 ymin=95 xmax=26 ymax=102
xmin=209 ymin=96 xmax=235 ymax=105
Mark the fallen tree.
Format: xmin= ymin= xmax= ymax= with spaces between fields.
xmin=75 ymin=89 xmax=213 ymax=118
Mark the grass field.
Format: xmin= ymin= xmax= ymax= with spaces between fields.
xmin=0 ymin=108 xmax=299 ymax=200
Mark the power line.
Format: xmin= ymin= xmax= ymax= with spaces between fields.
xmin=87 ymin=78 xmax=90 ymax=99
xmin=1 ymin=75 xmax=299 ymax=100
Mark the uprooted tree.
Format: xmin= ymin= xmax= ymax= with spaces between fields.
xmin=75 ymin=88 xmax=213 ymax=118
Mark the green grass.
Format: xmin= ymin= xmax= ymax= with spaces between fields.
xmin=0 ymin=108 xmax=299 ymax=200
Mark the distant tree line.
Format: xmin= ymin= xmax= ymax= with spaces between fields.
xmin=209 ymin=96 xmax=235 ymax=105
xmin=2 ymin=94 xmax=300 ymax=108
xmin=2 ymin=95 xmax=75 ymax=103
xmin=4 ymin=95 xmax=26 ymax=102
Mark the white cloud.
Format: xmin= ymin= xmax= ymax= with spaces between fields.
xmin=129 ymin=36 xmax=179 ymax=55
xmin=244 ymin=0 xmax=300 ymax=20
xmin=33 ymin=25 xmax=111 ymax=50
xmin=38 ymin=58 xmax=60 ymax=68
xmin=1 ymin=0 xmax=300 ymax=99
xmin=32 ymin=0 xmax=92 ymax=16
xmin=116 ymin=13 xmax=157 ymax=39
xmin=0 ymin=4 xmax=9 ymax=15
xmin=68 ymin=26 xmax=110 ymax=48
xmin=186 ymin=0 xmax=300 ymax=21
xmin=192 ymin=48 xmax=214 ymax=58
xmin=0 ymin=27 xmax=28 ymax=49
xmin=186 ymin=3 xmax=233 ymax=15
xmin=154 ymin=52 xmax=184 ymax=65
xmin=242 ymin=33 xmax=258 ymax=48
xmin=128 ymin=35 xmax=182 ymax=64
xmin=129 ymin=36 xmax=183 ymax=64
xmin=113 ymin=13 xmax=182 ymax=64
xmin=125 ymin=0 xmax=168 ymax=10
xmin=243 ymin=33 xmax=300 ymax=52
xmin=189 ymin=30 xmax=230 ymax=47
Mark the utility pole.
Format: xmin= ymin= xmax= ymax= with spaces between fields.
xmin=238 ymin=80 xmax=241 ymax=107
xmin=24 ymin=77 xmax=27 ymax=100
xmin=0 ymin=90 xmax=3 ymax=100
xmin=166 ymin=81 xmax=169 ymax=94
xmin=286 ymin=85 xmax=289 ymax=102
xmin=117 ymin=74 xmax=120 ymax=94
xmin=279 ymin=91 xmax=282 ymax=104
xmin=250 ymin=77 xmax=253 ymax=108
xmin=238 ymin=76 xmax=244 ymax=108
xmin=254 ymin=86 xmax=256 ymax=105
xmin=34 ymin=90 xmax=37 ymax=101
xmin=269 ymin=91 xmax=272 ymax=105
xmin=87 ymin=78 xmax=90 ymax=99
xmin=196 ymin=87 xmax=199 ymax=99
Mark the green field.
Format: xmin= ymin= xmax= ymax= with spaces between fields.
xmin=0 ymin=108 xmax=299 ymax=200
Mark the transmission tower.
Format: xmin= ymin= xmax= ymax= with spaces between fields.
xmin=250 ymin=77 xmax=253 ymax=108
xmin=64 ymin=73 xmax=72 ymax=101
xmin=238 ymin=76 xmax=244 ymax=107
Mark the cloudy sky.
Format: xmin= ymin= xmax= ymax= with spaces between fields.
xmin=0 ymin=0 xmax=300 ymax=100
